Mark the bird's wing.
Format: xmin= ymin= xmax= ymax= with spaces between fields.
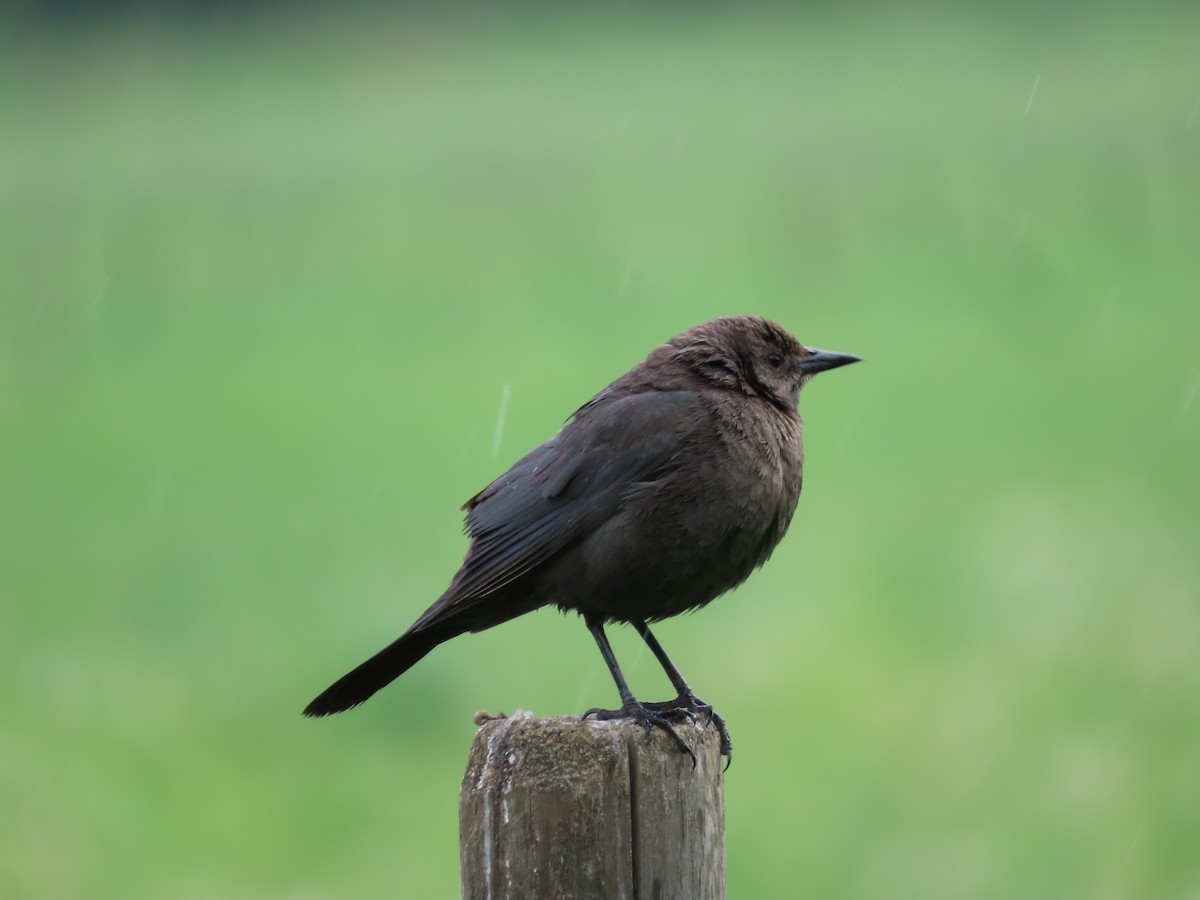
xmin=409 ymin=389 xmax=706 ymax=631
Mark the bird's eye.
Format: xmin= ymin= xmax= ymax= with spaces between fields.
xmin=767 ymin=353 xmax=784 ymax=368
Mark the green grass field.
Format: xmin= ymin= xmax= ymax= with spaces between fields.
xmin=2 ymin=5 xmax=1198 ymax=897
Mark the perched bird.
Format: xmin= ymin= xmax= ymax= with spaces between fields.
xmin=304 ymin=316 xmax=859 ymax=764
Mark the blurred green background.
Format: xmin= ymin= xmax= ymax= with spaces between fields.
xmin=2 ymin=3 xmax=1198 ymax=897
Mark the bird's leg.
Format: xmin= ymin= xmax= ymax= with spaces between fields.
xmin=633 ymin=620 xmax=732 ymax=766
xmin=581 ymin=614 xmax=696 ymax=767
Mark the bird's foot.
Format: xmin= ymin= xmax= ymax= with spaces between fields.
xmin=644 ymin=694 xmax=732 ymax=768
xmin=583 ymin=701 xmax=697 ymax=767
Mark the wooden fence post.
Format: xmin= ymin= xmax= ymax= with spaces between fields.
xmin=460 ymin=713 xmax=725 ymax=900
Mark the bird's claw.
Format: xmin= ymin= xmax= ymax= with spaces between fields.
xmin=643 ymin=694 xmax=733 ymax=768
xmin=583 ymin=702 xmax=697 ymax=767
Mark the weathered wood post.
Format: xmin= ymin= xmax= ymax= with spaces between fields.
xmin=460 ymin=713 xmax=725 ymax=900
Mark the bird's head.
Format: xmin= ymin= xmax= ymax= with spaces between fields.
xmin=669 ymin=316 xmax=860 ymax=410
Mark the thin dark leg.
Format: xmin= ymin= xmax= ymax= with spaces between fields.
xmin=633 ymin=620 xmax=733 ymax=767
xmin=633 ymin=620 xmax=696 ymax=698
xmin=586 ymin=615 xmax=640 ymax=708
xmin=581 ymin=614 xmax=696 ymax=766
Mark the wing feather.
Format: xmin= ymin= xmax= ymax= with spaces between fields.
xmin=410 ymin=390 xmax=705 ymax=632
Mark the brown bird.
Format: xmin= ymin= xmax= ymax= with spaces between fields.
xmin=304 ymin=316 xmax=859 ymax=765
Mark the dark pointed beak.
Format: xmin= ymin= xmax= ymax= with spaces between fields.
xmin=799 ymin=347 xmax=862 ymax=375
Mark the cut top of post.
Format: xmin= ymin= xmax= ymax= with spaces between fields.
xmin=460 ymin=713 xmax=725 ymax=900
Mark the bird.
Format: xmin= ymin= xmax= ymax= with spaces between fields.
xmin=304 ymin=316 xmax=859 ymax=765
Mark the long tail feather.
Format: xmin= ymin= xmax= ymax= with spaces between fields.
xmin=302 ymin=628 xmax=447 ymax=717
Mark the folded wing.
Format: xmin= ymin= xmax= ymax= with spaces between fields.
xmin=410 ymin=389 xmax=706 ymax=632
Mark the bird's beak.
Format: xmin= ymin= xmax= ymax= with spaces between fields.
xmin=799 ymin=347 xmax=862 ymax=374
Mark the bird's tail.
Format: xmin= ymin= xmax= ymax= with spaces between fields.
xmin=302 ymin=627 xmax=448 ymax=717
